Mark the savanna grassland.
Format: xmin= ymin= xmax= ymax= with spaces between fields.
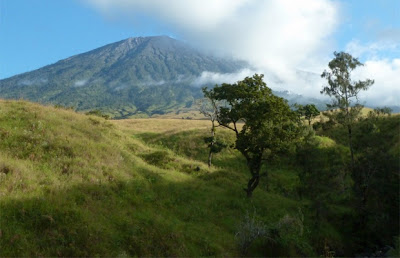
xmin=0 ymin=100 xmax=398 ymax=256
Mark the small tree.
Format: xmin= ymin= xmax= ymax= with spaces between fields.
xmin=296 ymin=104 xmax=320 ymax=126
xmin=321 ymin=51 xmax=374 ymax=167
xmin=203 ymin=74 xmax=300 ymax=197
xmin=199 ymin=93 xmax=226 ymax=167
xmin=373 ymin=106 xmax=392 ymax=117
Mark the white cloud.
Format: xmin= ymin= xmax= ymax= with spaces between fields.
xmin=74 ymin=79 xmax=88 ymax=87
xmin=83 ymin=0 xmax=339 ymax=92
xmin=17 ymin=77 xmax=48 ymax=86
xmin=353 ymin=59 xmax=400 ymax=106
xmin=18 ymin=79 xmax=34 ymax=86
xmin=82 ymin=0 xmax=399 ymax=106
xmin=114 ymin=84 xmax=127 ymax=91
xmin=191 ymin=69 xmax=259 ymax=87
xmin=344 ymin=40 xmax=400 ymax=106
xmin=84 ymin=0 xmax=250 ymax=31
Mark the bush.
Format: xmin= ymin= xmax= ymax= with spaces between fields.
xmin=85 ymin=110 xmax=110 ymax=119
xmin=235 ymin=210 xmax=268 ymax=255
xmin=140 ymin=150 xmax=172 ymax=168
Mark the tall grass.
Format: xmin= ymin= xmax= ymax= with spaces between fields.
xmin=0 ymin=100 xmax=308 ymax=256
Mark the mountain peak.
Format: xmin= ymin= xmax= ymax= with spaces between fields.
xmin=121 ymin=36 xmax=147 ymax=46
xmin=121 ymin=35 xmax=176 ymax=46
xmin=108 ymin=35 xmax=185 ymax=56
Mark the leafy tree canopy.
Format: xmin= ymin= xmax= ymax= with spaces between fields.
xmin=321 ymin=51 xmax=374 ymax=112
xmin=296 ymin=104 xmax=320 ymax=125
xmin=321 ymin=51 xmax=374 ymax=165
xmin=203 ymin=74 xmax=300 ymax=197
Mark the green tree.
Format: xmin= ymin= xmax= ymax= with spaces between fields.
xmin=351 ymin=116 xmax=400 ymax=251
xmin=320 ymin=51 xmax=374 ymax=167
xmin=203 ymin=74 xmax=300 ymax=197
xmin=296 ymin=104 xmax=320 ymax=126
xmin=199 ymin=93 xmax=227 ymax=167
xmin=297 ymin=133 xmax=352 ymax=253
xmin=372 ymin=106 xmax=392 ymax=117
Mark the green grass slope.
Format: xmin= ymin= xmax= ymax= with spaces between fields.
xmin=0 ymin=100 xmax=310 ymax=256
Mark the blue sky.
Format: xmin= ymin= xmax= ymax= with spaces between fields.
xmin=1 ymin=0 xmax=399 ymax=104
xmin=0 ymin=0 xmax=170 ymax=79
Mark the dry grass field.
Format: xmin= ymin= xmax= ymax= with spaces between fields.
xmin=113 ymin=118 xmax=212 ymax=134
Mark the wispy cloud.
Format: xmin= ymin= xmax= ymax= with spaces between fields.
xmin=191 ymin=69 xmax=259 ymax=87
xmin=17 ymin=77 xmax=48 ymax=86
xmin=345 ymin=40 xmax=400 ymax=60
xmin=73 ymin=79 xmax=88 ymax=87
xmin=377 ymin=28 xmax=400 ymax=42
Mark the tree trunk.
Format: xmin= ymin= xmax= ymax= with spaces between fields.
xmin=347 ymin=124 xmax=355 ymax=169
xmin=207 ymin=120 xmax=216 ymax=168
xmin=244 ymin=174 xmax=260 ymax=198
xmin=344 ymin=89 xmax=355 ymax=171
xmin=207 ymin=149 xmax=213 ymax=168
xmin=264 ymin=170 xmax=269 ymax=191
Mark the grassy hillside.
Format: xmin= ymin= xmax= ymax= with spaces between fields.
xmin=1 ymin=100 xmax=398 ymax=256
xmin=0 ymin=100 xmax=310 ymax=256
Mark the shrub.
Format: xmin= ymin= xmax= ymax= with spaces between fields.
xmin=140 ymin=150 xmax=172 ymax=168
xmin=235 ymin=210 xmax=268 ymax=255
xmin=85 ymin=110 xmax=110 ymax=120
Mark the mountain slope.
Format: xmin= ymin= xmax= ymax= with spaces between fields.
xmin=0 ymin=36 xmax=245 ymax=118
xmin=0 ymin=36 xmax=338 ymax=117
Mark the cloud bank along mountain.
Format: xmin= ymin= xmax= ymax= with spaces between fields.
xmin=84 ymin=0 xmax=400 ymax=107
xmin=0 ymin=36 xmax=253 ymax=118
xmin=0 ymin=35 xmax=388 ymax=117
xmin=191 ymin=69 xmax=258 ymax=87
xmin=83 ymin=0 xmax=339 ymax=98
